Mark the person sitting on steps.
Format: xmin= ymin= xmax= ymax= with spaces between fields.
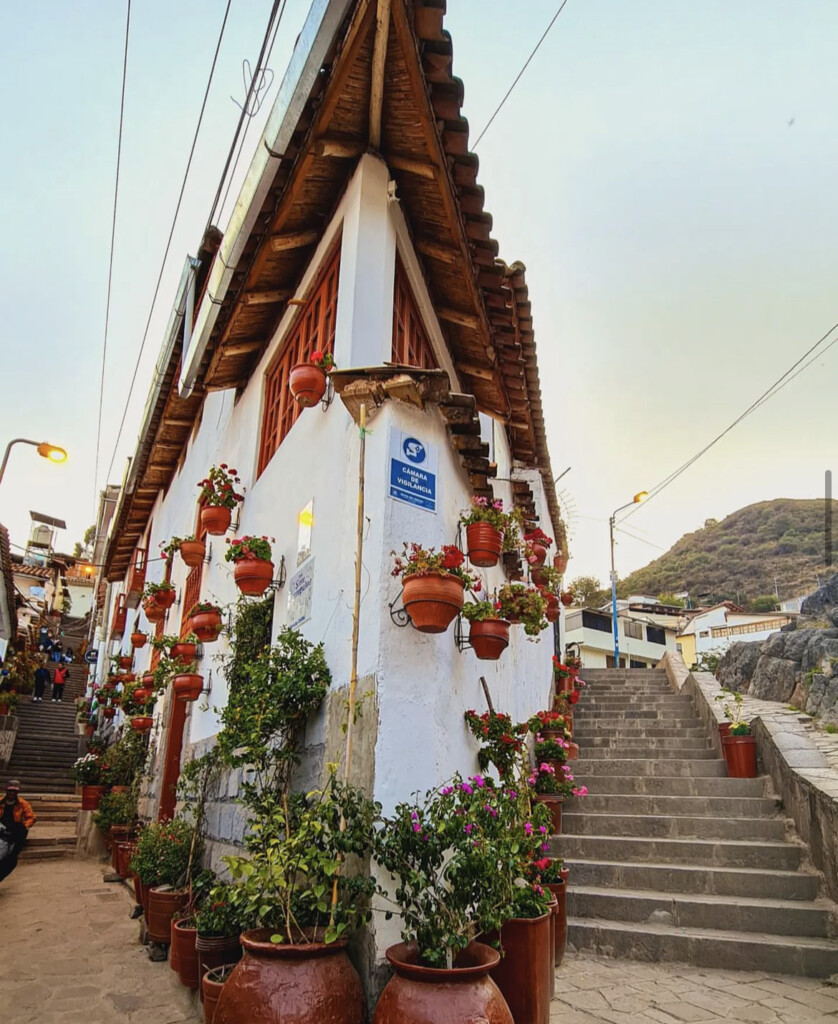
xmin=0 ymin=781 xmax=36 ymax=883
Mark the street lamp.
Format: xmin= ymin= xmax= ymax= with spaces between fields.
xmin=0 ymin=438 xmax=68 ymax=486
xmin=609 ymin=491 xmax=648 ymax=666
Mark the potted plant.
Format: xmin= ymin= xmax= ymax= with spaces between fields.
xmin=289 ymin=349 xmax=335 ymax=408
xmin=130 ymin=818 xmax=197 ymax=940
xmin=496 ymin=583 xmax=548 ymax=637
xmin=0 ymin=691 xmax=19 ymax=716
xmin=189 ymin=601 xmax=224 ymax=643
xmin=73 ymin=753 xmax=105 ymax=809
xmin=92 ymin=790 xmax=137 ymax=866
xmin=537 ymin=858 xmax=569 ymax=967
xmin=464 ymin=710 xmax=528 ymax=778
xmin=533 ymin=735 xmax=569 ymax=772
xmin=523 ymin=527 xmax=553 ymax=566
xmin=198 ymin=465 xmax=244 ymax=535
xmin=553 ymin=657 xmax=578 ymax=693
xmin=173 ymin=667 xmax=204 ymax=702
xmin=203 ymin=964 xmax=235 ymax=1024
xmin=718 ymin=690 xmax=758 ymax=777
xmin=225 ymin=536 xmax=275 ymax=597
xmin=530 ymin=762 xmax=587 ymax=835
xmin=372 ymin=773 xmax=551 ymax=1024
xmin=180 ymin=535 xmax=206 ymax=568
xmin=130 ymin=628 xmax=148 ymax=649
xmin=459 ymin=496 xmax=517 ymax=568
xmin=392 ymin=543 xmax=477 ymax=634
xmin=462 ymin=599 xmax=510 ymax=660
xmin=195 ymin=883 xmax=245 ymax=982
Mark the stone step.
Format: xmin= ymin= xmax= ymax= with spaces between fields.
xmin=18 ymin=846 xmax=71 ymax=862
xmin=573 ymin=711 xmax=704 ymax=723
xmin=581 ymin=682 xmax=673 ymax=690
xmin=561 ymin=812 xmax=788 ymax=842
xmin=576 ymin=775 xmax=766 ymax=797
xmin=577 ymin=746 xmax=718 ymax=760
xmin=554 ymin=834 xmax=802 ymax=871
xmin=574 ymin=736 xmax=712 ymax=750
xmin=573 ymin=726 xmax=709 ymax=739
xmin=567 ymin=886 xmax=837 ymax=939
xmin=573 ymin=758 xmax=726 ymax=777
xmin=579 ymin=696 xmax=692 ymax=706
xmin=567 ymin=794 xmax=780 ymax=817
xmin=567 ymin=916 xmax=838 ymax=978
xmin=563 ymin=858 xmax=820 ymax=900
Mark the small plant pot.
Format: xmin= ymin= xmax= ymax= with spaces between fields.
xmin=147 ymin=887 xmax=190 ymax=945
xmin=102 ymin=707 xmax=116 ymax=720
xmin=115 ymin=839 xmax=136 ymax=878
xmin=719 ymin=722 xmax=732 ymax=739
xmin=233 ymin=558 xmax=274 ymax=597
xmin=529 ymin=543 xmax=548 ymax=565
xmin=722 ymin=733 xmax=758 ymax=778
xmin=202 ymin=965 xmax=235 ymax=1024
xmin=566 ymin=741 xmax=579 ymax=760
xmin=560 ymin=592 xmax=574 ymax=607
xmin=131 ymin=716 xmax=153 ymax=733
xmin=402 ymin=573 xmax=465 ymax=633
xmin=143 ymin=599 xmax=165 ymax=623
xmin=469 ymin=619 xmax=510 ymax=660
xmin=174 ymin=673 xmax=203 ymax=701
xmin=201 ymin=505 xmax=232 ymax=536
xmin=488 ymin=913 xmax=552 ymax=1024
xmin=465 ymin=522 xmax=503 ymax=567
xmin=154 ymin=589 xmax=176 ymax=610
xmin=141 ymin=672 xmax=155 ymax=685
xmin=373 ymin=942 xmax=512 ymax=1024
xmin=131 ymin=631 xmax=148 ymax=649
xmin=84 ymin=723 xmax=95 ymax=739
xmin=174 ymin=919 xmax=200 ymax=990
xmin=171 ymin=642 xmax=197 ymax=665
xmin=530 ymin=566 xmax=548 ymax=588
xmin=118 ymin=656 xmax=133 ymax=669
xmin=81 ymin=784 xmax=106 ymax=811
xmin=289 ymin=363 xmax=327 ymax=407
xmin=133 ymin=687 xmax=152 ymax=703
xmin=553 ymin=553 xmax=568 ymax=574
xmin=533 ymin=793 xmax=562 ymax=835
xmin=546 ymin=894 xmax=558 ymax=999
xmin=191 ymin=611 xmax=222 ymax=643
xmin=546 ymin=877 xmax=568 ymax=967
xmin=196 ymin=935 xmax=243 ymax=986
xmin=555 ymin=674 xmax=576 ymax=695
xmin=180 ymin=540 xmax=206 ymax=568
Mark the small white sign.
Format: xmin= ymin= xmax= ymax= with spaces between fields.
xmin=288 ymin=558 xmax=315 ymax=629
xmin=389 ymin=430 xmax=438 ymax=513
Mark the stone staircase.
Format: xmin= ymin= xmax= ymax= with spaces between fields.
xmin=555 ymin=667 xmax=838 ymax=977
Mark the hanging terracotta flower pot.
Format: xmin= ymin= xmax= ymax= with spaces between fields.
xmin=488 ymin=913 xmax=552 ymax=1024
xmin=155 ymin=588 xmax=176 ymax=610
xmin=81 ymin=785 xmax=106 ymax=811
xmin=289 ymin=363 xmax=327 ymax=408
xmin=191 ymin=609 xmax=222 ymax=642
xmin=131 ymin=631 xmax=148 ymax=649
xmin=180 ymin=540 xmax=206 ymax=568
xmin=201 ymin=505 xmax=232 ymax=536
xmin=402 ymin=573 xmax=465 ymax=633
xmin=118 ymin=655 xmax=132 ymax=669
xmin=465 ymin=523 xmax=503 ymax=568
xmin=147 ymin=887 xmax=190 ymax=945
xmin=373 ymin=942 xmax=512 ymax=1024
xmin=533 ymin=793 xmax=562 ymax=835
xmin=544 ymin=593 xmax=559 ymax=623
xmin=131 ymin=716 xmax=153 ymax=733
xmin=530 ymin=566 xmax=548 ymax=588
xmin=141 ymin=672 xmax=155 ymax=686
xmin=171 ymin=641 xmax=197 ymax=665
xmin=214 ymin=929 xmax=364 ymax=1024
xmin=529 ymin=543 xmax=548 ymax=565
xmin=143 ymin=598 xmax=165 ymax=623
xmin=174 ymin=673 xmax=203 ymax=701
xmin=133 ymin=687 xmax=152 ymax=703
xmin=560 ymin=591 xmax=573 ymax=607
xmin=722 ymin=734 xmax=758 ymax=778
xmin=102 ymin=706 xmax=116 ymax=720
xmin=469 ymin=619 xmax=510 ymax=660
xmin=553 ymin=553 xmax=568 ymax=574
xmin=233 ymin=558 xmax=274 ymax=597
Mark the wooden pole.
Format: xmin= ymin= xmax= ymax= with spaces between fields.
xmin=369 ymin=0 xmax=392 ymax=150
xmin=480 ymin=676 xmax=495 ymax=714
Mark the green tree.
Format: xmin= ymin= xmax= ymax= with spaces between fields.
xmin=657 ymin=593 xmax=686 ymax=607
xmin=568 ymin=575 xmax=608 ymax=608
xmin=748 ymin=595 xmax=779 ymax=612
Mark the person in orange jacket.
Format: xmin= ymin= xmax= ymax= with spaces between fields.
xmin=0 ymin=780 xmax=36 ymax=882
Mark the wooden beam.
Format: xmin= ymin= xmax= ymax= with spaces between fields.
xmin=437 ymin=307 xmax=480 ymax=330
xmin=369 ymin=0 xmax=392 ymax=150
xmin=220 ymin=340 xmax=264 ymax=357
xmin=415 ymin=237 xmax=459 ymax=265
xmin=387 ymin=154 xmax=438 ymax=179
xmin=456 ymin=362 xmax=495 ymax=381
xmin=242 ymin=288 xmax=291 ymax=306
xmin=313 ymin=137 xmax=365 ymax=159
xmin=269 ymin=230 xmax=319 ymax=252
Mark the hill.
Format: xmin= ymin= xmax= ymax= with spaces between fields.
xmin=618 ymin=498 xmax=837 ymax=605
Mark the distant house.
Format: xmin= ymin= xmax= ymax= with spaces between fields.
xmin=564 ymin=607 xmax=678 ymax=669
xmin=0 ymin=525 xmax=16 ymax=659
xmin=676 ymin=602 xmax=795 ymax=667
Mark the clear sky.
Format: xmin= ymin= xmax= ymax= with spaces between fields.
xmin=1 ymin=1 xmax=836 ymax=600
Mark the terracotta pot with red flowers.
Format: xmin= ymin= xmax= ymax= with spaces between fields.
xmin=496 ymin=583 xmax=549 ymax=637
xmin=103 ymin=706 xmax=116 ymax=720
xmin=142 ymin=581 xmax=176 ymax=620
xmin=118 ymin=655 xmax=132 ymax=670
xmin=198 ymin=465 xmax=245 ymax=535
xmin=189 ymin=602 xmax=224 ymax=643
xmin=289 ymin=350 xmax=335 ymax=408
xmin=560 ymin=590 xmax=574 ymax=607
xmin=523 ymin=527 xmax=553 ymax=567
xmin=131 ymin=630 xmax=148 ymax=649
xmin=392 ymin=543 xmax=477 ymax=634
xmin=131 ymin=716 xmax=154 ymax=733
xmin=459 ymin=495 xmax=521 ymax=568
xmin=553 ymin=552 xmax=568 ymax=574
xmin=225 ymin=536 xmax=275 ymax=597
xmin=462 ymin=600 xmax=510 ymax=660
xmin=142 ymin=596 xmax=165 ymax=623
xmin=171 ymin=635 xmax=199 ymax=666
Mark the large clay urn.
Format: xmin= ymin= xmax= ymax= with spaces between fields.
xmin=489 ymin=913 xmax=552 ymax=1024
xmin=469 ymin=619 xmax=510 ymax=661
xmin=402 ymin=573 xmax=465 ymax=633
xmin=465 ymin=523 xmax=503 ymax=567
xmin=214 ymin=929 xmax=364 ymax=1024
xmin=201 ymin=505 xmax=232 ymax=536
xmin=233 ymin=558 xmax=274 ymax=597
xmin=373 ymin=942 xmax=513 ymax=1024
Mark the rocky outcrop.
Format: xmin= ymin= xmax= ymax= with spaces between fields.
xmin=801 ymin=575 xmax=838 ymax=626
xmin=716 ymin=624 xmax=838 ymax=723
xmin=717 ymin=642 xmax=762 ymax=692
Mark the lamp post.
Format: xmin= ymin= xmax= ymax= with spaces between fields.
xmin=609 ymin=491 xmax=648 ymax=666
xmin=0 ymin=438 xmax=68 ymax=487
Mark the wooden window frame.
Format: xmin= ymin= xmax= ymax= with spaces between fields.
xmin=392 ymin=253 xmax=437 ymax=370
xmin=258 ymin=239 xmax=341 ymax=476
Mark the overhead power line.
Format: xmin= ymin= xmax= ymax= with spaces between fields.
xmin=101 ymin=0 xmax=234 ymax=491
xmin=93 ymin=0 xmax=132 ymax=508
xmin=473 ymin=0 xmax=571 ymax=150
xmin=618 ymin=318 xmax=838 ymax=525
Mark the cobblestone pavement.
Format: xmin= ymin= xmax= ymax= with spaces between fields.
xmin=0 ymin=857 xmax=198 ymax=1024
xmin=555 ymin=952 xmax=838 ymax=1023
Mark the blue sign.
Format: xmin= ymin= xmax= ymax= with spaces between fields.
xmin=83 ymin=649 xmax=98 ymax=665
xmin=389 ymin=431 xmax=437 ymax=512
